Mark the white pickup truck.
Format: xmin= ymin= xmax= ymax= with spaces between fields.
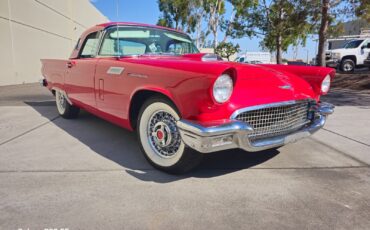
xmin=326 ymin=38 xmax=370 ymax=72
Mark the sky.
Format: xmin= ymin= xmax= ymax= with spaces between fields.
xmin=91 ymin=0 xmax=318 ymax=61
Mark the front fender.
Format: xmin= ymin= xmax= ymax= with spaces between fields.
xmin=260 ymin=65 xmax=336 ymax=96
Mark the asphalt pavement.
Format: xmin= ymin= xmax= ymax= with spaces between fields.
xmin=0 ymin=83 xmax=369 ymax=230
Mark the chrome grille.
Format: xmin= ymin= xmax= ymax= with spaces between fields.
xmin=234 ymin=101 xmax=310 ymax=141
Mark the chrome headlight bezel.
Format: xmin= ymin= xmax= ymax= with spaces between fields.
xmin=321 ymin=75 xmax=331 ymax=94
xmin=212 ymin=74 xmax=234 ymax=103
xmin=331 ymin=52 xmax=341 ymax=59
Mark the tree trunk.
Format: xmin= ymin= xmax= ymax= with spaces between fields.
xmin=276 ymin=35 xmax=283 ymax=64
xmin=275 ymin=0 xmax=283 ymax=64
xmin=214 ymin=29 xmax=218 ymax=48
xmin=222 ymin=10 xmax=235 ymax=43
xmin=212 ymin=0 xmax=223 ymax=49
xmin=317 ymin=0 xmax=330 ymax=67
xmin=195 ymin=10 xmax=204 ymax=49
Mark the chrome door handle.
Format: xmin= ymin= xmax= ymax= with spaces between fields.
xmin=67 ymin=61 xmax=74 ymax=68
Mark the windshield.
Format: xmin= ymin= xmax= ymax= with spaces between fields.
xmin=343 ymin=40 xmax=364 ymax=49
xmin=99 ymin=26 xmax=199 ymax=56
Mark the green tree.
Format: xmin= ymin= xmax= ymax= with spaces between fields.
xmin=214 ymin=42 xmax=240 ymax=60
xmin=306 ymin=0 xmax=361 ymax=66
xmin=220 ymin=0 xmax=258 ymax=43
xmin=156 ymin=0 xmax=256 ymax=50
xmin=205 ymin=0 xmax=257 ymax=47
xmin=354 ymin=0 xmax=370 ymax=22
xmin=204 ymin=0 xmax=226 ymax=48
xmin=249 ymin=0 xmax=312 ymax=64
xmin=190 ymin=0 xmax=207 ymax=48
xmin=156 ymin=0 xmax=194 ymax=32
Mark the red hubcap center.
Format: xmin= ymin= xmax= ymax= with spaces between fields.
xmin=156 ymin=130 xmax=164 ymax=140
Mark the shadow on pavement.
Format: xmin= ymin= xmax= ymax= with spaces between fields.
xmin=322 ymin=88 xmax=370 ymax=107
xmin=26 ymin=101 xmax=279 ymax=183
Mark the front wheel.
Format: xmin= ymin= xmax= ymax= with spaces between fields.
xmin=340 ymin=59 xmax=355 ymax=73
xmin=137 ymin=97 xmax=202 ymax=174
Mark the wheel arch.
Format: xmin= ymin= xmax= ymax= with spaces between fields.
xmin=342 ymin=55 xmax=357 ymax=65
xmin=129 ymin=88 xmax=181 ymax=130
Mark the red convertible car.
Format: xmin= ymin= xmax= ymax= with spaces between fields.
xmin=41 ymin=22 xmax=335 ymax=173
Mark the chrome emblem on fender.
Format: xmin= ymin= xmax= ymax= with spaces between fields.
xmin=128 ymin=73 xmax=148 ymax=79
xmin=107 ymin=67 xmax=125 ymax=75
xmin=279 ymin=85 xmax=292 ymax=90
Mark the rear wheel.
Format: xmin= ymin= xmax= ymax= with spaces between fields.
xmin=340 ymin=59 xmax=355 ymax=73
xmin=137 ymin=97 xmax=202 ymax=174
xmin=55 ymin=90 xmax=80 ymax=119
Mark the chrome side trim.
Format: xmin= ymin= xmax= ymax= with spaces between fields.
xmin=128 ymin=73 xmax=148 ymax=79
xmin=107 ymin=66 xmax=125 ymax=75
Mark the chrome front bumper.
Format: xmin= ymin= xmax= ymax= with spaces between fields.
xmin=177 ymin=102 xmax=334 ymax=153
xmin=326 ymin=59 xmax=339 ymax=68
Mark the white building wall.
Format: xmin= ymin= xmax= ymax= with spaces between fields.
xmin=0 ymin=0 xmax=108 ymax=86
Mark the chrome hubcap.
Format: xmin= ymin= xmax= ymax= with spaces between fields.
xmin=57 ymin=91 xmax=66 ymax=112
xmin=344 ymin=63 xmax=353 ymax=71
xmin=147 ymin=111 xmax=181 ymax=158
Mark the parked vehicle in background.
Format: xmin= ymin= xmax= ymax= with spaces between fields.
xmin=364 ymin=52 xmax=370 ymax=68
xmin=41 ymin=22 xmax=335 ymax=174
xmin=287 ymin=61 xmax=309 ymax=66
xmin=326 ymin=38 xmax=370 ymax=72
xmin=237 ymin=60 xmax=263 ymax=64
xmin=235 ymin=52 xmax=272 ymax=64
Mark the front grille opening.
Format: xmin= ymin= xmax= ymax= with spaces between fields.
xmin=235 ymin=101 xmax=311 ymax=141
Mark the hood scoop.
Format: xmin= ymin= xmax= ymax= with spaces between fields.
xmin=181 ymin=53 xmax=223 ymax=62
xmin=201 ymin=53 xmax=223 ymax=61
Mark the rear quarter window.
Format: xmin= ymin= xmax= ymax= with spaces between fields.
xmin=79 ymin=32 xmax=100 ymax=58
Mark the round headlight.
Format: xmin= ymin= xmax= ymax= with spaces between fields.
xmin=321 ymin=75 xmax=331 ymax=94
xmin=213 ymin=74 xmax=233 ymax=103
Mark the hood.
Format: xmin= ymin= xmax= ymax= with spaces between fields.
xmin=178 ymin=54 xmax=317 ymax=102
xmin=228 ymin=64 xmax=317 ymax=108
xmin=326 ymin=48 xmax=349 ymax=54
xmin=120 ymin=53 xmax=323 ymax=107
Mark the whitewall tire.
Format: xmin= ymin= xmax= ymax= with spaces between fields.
xmin=55 ymin=90 xmax=80 ymax=119
xmin=137 ymin=97 xmax=202 ymax=174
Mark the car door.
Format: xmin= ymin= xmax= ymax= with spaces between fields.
xmin=65 ymin=31 xmax=101 ymax=108
xmin=94 ymin=26 xmax=147 ymax=120
xmin=359 ymin=40 xmax=370 ymax=65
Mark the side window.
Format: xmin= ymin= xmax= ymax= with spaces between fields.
xmin=168 ymin=43 xmax=183 ymax=54
xmin=79 ymin=32 xmax=100 ymax=58
xmin=167 ymin=42 xmax=192 ymax=54
xmin=364 ymin=40 xmax=370 ymax=49
xmin=119 ymin=41 xmax=146 ymax=55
